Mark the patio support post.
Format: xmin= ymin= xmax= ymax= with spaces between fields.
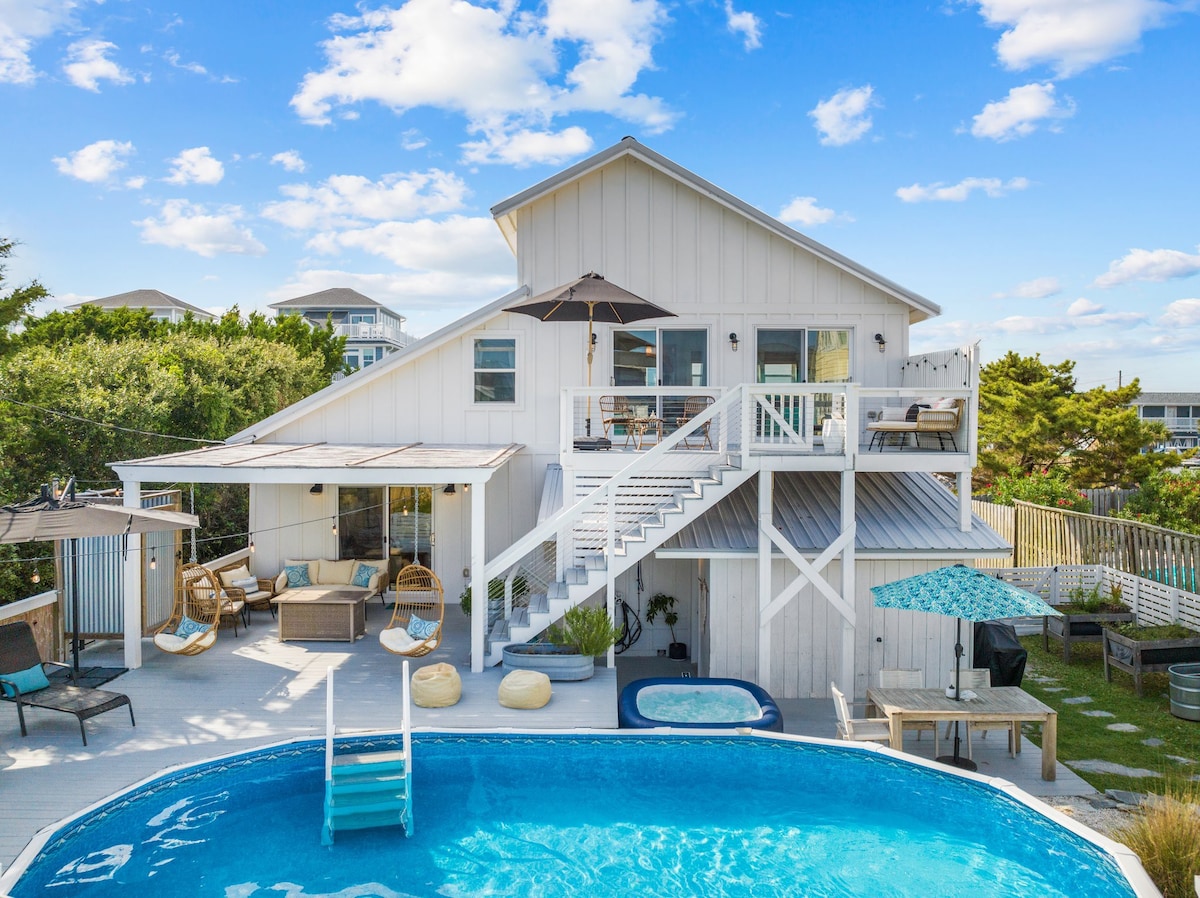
xmin=840 ymin=470 xmax=856 ymax=698
xmin=756 ymin=469 xmax=772 ymax=688
xmin=123 ymin=480 xmax=143 ymax=670
xmin=957 ymin=470 xmax=972 ymax=532
xmin=470 ymin=478 xmax=486 ymax=673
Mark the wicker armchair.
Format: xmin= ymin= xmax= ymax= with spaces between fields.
xmin=379 ymin=564 xmax=445 ymax=657
xmin=674 ymin=395 xmax=715 ymax=449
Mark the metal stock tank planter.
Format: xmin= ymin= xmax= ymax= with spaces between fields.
xmin=502 ymin=643 xmax=594 ymax=681
xmin=1168 ymin=663 xmax=1200 ymax=721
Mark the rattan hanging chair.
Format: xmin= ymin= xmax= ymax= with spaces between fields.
xmin=153 ymin=563 xmax=221 ymax=655
xmin=379 ymin=564 xmax=444 ymax=657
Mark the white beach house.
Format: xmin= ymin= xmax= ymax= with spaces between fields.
xmin=110 ymin=138 xmax=1008 ymax=700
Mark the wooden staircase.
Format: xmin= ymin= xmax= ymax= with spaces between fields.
xmin=321 ymin=663 xmax=413 ymax=845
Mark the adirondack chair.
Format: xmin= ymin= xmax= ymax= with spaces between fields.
xmin=0 ymin=621 xmax=135 ymax=745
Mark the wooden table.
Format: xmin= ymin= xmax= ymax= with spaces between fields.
xmin=629 ymin=416 xmax=662 ymax=449
xmin=866 ymin=686 xmax=1059 ymax=781
xmin=273 ymin=589 xmax=367 ymax=642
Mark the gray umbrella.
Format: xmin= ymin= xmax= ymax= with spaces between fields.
xmin=0 ymin=483 xmax=200 ymax=676
xmin=504 ymin=272 xmax=676 ymax=435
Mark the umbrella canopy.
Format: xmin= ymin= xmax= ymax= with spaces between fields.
xmin=0 ymin=496 xmax=199 ymax=544
xmin=870 ymin=564 xmax=1062 ymax=622
xmin=504 ymin=272 xmax=676 ymax=437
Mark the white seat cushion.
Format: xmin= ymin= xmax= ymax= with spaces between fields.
xmin=318 ymin=559 xmax=356 ymax=584
xmin=218 ymin=566 xmax=253 ymax=588
xmin=154 ymin=630 xmax=216 ymax=653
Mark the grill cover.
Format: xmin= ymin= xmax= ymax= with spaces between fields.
xmin=973 ymin=621 xmax=1027 ymax=687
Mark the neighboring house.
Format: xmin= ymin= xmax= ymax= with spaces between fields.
xmin=67 ymin=289 xmax=216 ymax=323
xmin=269 ymin=288 xmax=413 ymax=371
xmin=111 ymin=138 xmax=1008 ymax=702
xmin=1131 ymin=392 xmax=1200 ymax=451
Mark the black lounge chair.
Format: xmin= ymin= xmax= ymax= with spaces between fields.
xmin=0 ymin=621 xmax=135 ymax=746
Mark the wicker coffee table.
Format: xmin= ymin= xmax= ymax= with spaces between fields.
xmin=273 ymin=589 xmax=368 ymax=642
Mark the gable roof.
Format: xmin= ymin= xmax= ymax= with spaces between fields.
xmin=68 ymin=289 xmax=216 ymax=319
xmin=491 ymin=137 xmax=940 ymax=323
xmin=269 ymin=287 xmax=391 ymax=311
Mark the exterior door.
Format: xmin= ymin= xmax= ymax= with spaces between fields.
xmin=388 ymin=486 xmax=433 ymax=583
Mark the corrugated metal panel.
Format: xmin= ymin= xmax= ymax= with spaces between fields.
xmin=537 ymin=464 xmax=563 ymax=525
xmin=661 ymin=472 xmax=1010 ymax=556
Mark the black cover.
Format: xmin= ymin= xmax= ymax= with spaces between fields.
xmin=973 ymin=620 xmax=1027 ymax=687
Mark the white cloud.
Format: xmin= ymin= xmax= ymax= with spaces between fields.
xmin=1094 ymin=244 xmax=1200 ymax=287
xmin=401 ymin=129 xmax=428 ymax=150
xmin=994 ymin=275 xmax=1061 ymax=299
xmin=306 ymin=215 xmax=508 ymax=275
xmin=895 ymin=176 xmax=1029 ymax=203
xmin=291 ymin=0 xmax=673 ymax=165
xmin=1159 ymin=298 xmax=1200 ymax=327
xmin=135 ymin=199 xmax=266 ymax=258
xmin=809 ymin=85 xmax=876 ymax=146
xmin=724 ymin=1 xmax=762 ymax=50
xmin=164 ymin=50 xmax=207 ymax=76
xmin=165 ymin=146 xmax=224 ymax=185
xmin=124 ymin=175 xmax=146 ymax=189
xmin=52 ymin=138 xmax=135 ymax=183
xmin=778 ymin=196 xmax=839 ymax=227
xmin=272 ymin=268 xmax=517 ymax=322
xmin=1067 ymin=297 xmax=1103 ymax=316
xmin=461 ymin=125 xmax=593 ymax=166
xmin=262 ymin=169 xmax=469 ymax=231
xmin=970 ymin=82 xmax=1075 ymax=141
xmin=0 ymin=0 xmax=83 ymax=84
xmin=62 ymin=38 xmax=133 ymax=91
xmin=270 ymin=150 xmax=307 ymax=173
xmin=967 ymin=0 xmax=1180 ymax=78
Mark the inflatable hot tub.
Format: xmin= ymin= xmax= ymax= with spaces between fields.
xmin=618 ymin=677 xmax=783 ymax=731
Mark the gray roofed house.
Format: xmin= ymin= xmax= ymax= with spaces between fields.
xmin=1131 ymin=392 xmax=1200 ymax=451
xmin=269 ymin=287 xmax=412 ymax=372
xmin=67 ymin=289 xmax=216 ymax=323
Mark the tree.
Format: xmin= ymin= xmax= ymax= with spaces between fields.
xmin=1114 ymin=470 xmax=1200 ymax=535
xmin=0 ymin=238 xmax=48 ymax=355
xmin=976 ymin=351 xmax=1171 ymax=489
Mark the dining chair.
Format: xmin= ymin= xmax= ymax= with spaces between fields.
xmin=831 ymin=682 xmax=891 ymax=744
xmin=943 ymin=668 xmax=1018 ymax=758
xmin=878 ymin=668 xmax=938 ymax=754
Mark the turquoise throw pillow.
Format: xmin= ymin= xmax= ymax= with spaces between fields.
xmin=407 ymin=614 xmax=439 ymax=640
xmin=352 ymin=564 xmax=378 ymax=588
xmin=285 ymin=563 xmax=312 ymax=587
xmin=1 ymin=663 xmax=50 ymax=697
xmin=175 ymin=615 xmax=208 ymax=638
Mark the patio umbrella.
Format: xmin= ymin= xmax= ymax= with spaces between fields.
xmin=504 ymin=272 xmax=676 ymax=437
xmin=871 ymin=564 xmax=1062 ymax=770
xmin=0 ymin=483 xmax=200 ymax=677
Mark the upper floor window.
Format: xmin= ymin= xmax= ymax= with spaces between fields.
xmin=1141 ymin=406 xmax=1165 ymax=418
xmin=350 ymin=312 xmax=376 ymax=324
xmin=755 ymin=329 xmax=851 ymax=383
xmin=474 ymin=338 xmax=516 ymax=402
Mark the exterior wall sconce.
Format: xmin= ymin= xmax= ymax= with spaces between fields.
xmin=874 ymin=333 xmax=887 ymax=353
xmin=443 ymin=484 xmax=456 ymax=495
xmin=729 ymin=332 xmax=739 ymax=352
xmin=310 ymin=484 xmax=324 ymax=495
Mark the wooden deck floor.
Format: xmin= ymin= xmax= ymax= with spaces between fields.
xmin=0 ymin=606 xmax=1094 ymax=876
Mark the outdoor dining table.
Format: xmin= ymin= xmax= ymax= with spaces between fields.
xmin=866 ymin=685 xmax=1059 ymax=781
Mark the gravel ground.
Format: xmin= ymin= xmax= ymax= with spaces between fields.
xmin=1043 ymin=795 xmax=1136 ymax=839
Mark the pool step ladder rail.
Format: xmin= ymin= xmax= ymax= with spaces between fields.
xmin=321 ymin=661 xmax=414 ymax=845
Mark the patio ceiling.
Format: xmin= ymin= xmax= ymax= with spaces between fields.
xmin=109 ymin=442 xmax=525 ymax=486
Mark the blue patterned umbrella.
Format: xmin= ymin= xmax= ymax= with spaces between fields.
xmin=870 ymin=564 xmax=1060 ymax=771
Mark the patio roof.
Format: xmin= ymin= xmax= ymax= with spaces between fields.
xmin=109 ymin=441 xmax=525 ymax=486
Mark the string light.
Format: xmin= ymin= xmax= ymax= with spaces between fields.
xmin=149 ymin=553 xmax=157 ymax=570
xmin=31 ymin=570 xmax=40 ymax=584
xmin=249 ymin=537 xmax=256 ymax=553
xmin=331 ymin=517 xmax=338 ymax=536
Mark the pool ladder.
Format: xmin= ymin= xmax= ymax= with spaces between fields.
xmin=321 ymin=662 xmax=414 ymax=845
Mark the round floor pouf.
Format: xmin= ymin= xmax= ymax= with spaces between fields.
xmin=498 ymin=669 xmax=552 ymax=709
xmin=411 ymin=662 xmax=462 ymax=708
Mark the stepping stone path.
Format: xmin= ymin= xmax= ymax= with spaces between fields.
xmin=1081 ymin=710 xmax=1115 ymax=718
xmin=1070 ymin=760 xmax=1159 ymax=778
xmin=1106 ymin=723 xmax=1140 ymax=733
xmin=1165 ymin=755 xmax=1196 ymax=766
xmin=1142 ymin=738 xmax=1165 ymax=747
xmin=1026 ymin=675 xmax=1058 ymax=684
xmin=1042 ymin=687 xmax=1068 ymax=693
xmin=1062 ymin=696 xmax=1094 ymax=704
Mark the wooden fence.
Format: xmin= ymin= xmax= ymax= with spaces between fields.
xmin=1080 ymin=488 xmax=1135 ymax=517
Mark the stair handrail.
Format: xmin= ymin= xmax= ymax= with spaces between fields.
xmin=401 ymin=658 xmax=411 ymax=771
xmin=484 ymin=385 xmax=744 ymax=582
xmin=324 ymin=665 xmax=335 ymax=783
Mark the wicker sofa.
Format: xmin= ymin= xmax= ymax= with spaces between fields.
xmin=274 ymin=558 xmax=388 ymax=603
xmin=866 ymin=397 xmax=964 ymax=451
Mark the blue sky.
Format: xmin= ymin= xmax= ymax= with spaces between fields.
xmin=2 ymin=0 xmax=1199 ymax=391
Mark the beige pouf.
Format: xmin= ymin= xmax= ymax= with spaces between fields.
xmin=498 ymin=669 xmax=552 ymax=709
xmin=410 ymin=662 xmax=462 ymax=708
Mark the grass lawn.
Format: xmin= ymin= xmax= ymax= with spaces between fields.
xmin=1017 ymin=635 xmax=1200 ymax=794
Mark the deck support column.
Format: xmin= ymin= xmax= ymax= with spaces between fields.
xmin=957 ymin=470 xmax=972 ymax=532
xmin=840 ymin=470 xmax=856 ymax=698
xmin=756 ymin=469 xmax=773 ymax=688
xmin=470 ymin=479 xmax=486 ymax=673
xmin=122 ymin=480 xmax=143 ymax=670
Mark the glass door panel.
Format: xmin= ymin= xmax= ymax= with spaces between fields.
xmin=808 ymin=329 xmax=851 ymax=425
xmin=660 ymin=329 xmax=707 ymax=431
xmin=388 ymin=486 xmax=433 ymax=583
xmin=338 ymin=487 xmax=385 ymax=560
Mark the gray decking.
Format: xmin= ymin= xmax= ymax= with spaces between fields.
xmin=0 ymin=606 xmax=1093 ymax=876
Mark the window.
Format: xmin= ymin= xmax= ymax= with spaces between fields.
xmin=349 ymin=312 xmax=376 ymax=324
xmin=474 ymin=338 xmax=516 ymax=402
xmin=613 ymin=329 xmax=707 ymax=422
xmin=755 ymin=328 xmax=852 ymax=436
xmin=1141 ymin=406 xmax=1165 ymax=418
xmin=343 ymin=350 xmax=360 ymax=369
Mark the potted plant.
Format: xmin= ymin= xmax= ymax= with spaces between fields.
xmin=460 ymin=575 xmax=527 ymax=628
xmin=502 ymin=604 xmax=623 ymax=681
xmin=1043 ymin=584 xmax=1134 ymax=662
xmin=645 ymin=592 xmax=687 ymax=660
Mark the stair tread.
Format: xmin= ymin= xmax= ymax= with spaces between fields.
xmin=332 ymin=770 xmax=409 ymax=789
xmin=328 ymin=792 xmax=409 ymax=813
xmin=333 ymin=749 xmax=408 ymax=769
xmin=326 ymin=808 xmax=410 ymax=829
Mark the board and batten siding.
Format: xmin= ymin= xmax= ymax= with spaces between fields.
xmin=707 ymin=557 xmax=960 ymax=700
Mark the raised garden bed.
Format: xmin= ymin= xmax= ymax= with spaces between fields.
xmin=1042 ymin=609 xmax=1135 ymax=662
xmin=1102 ymin=627 xmax=1200 ymax=696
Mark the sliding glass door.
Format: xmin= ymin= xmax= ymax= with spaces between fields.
xmin=337 ymin=486 xmax=434 ymax=585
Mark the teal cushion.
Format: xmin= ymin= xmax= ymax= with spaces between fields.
xmin=175 ymin=615 xmax=208 ymax=638
xmin=407 ymin=614 xmax=439 ymax=640
xmin=1 ymin=663 xmax=50 ymax=697
xmin=352 ymin=564 xmax=379 ymax=588
xmin=285 ymin=564 xmax=312 ymax=587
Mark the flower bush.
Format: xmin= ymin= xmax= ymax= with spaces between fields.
xmin=976 ymin=470 xmax=1091 ymax=512
xmin=1114 ymin=470 xmax=1200 ymax=536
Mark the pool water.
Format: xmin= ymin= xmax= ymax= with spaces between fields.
xmin=636 ymin=684 xmax=763 ymax=722
xmin=7 ymin=735 xmax=1138 ymax=898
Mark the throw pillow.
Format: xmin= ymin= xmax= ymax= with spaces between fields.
xmin=352 ymin=563 xmax=379 ymax=589
xmin=175 ymin=615 xmax=208 ymax=638
xmin=407 ymin=614 xmax=439 ymax=640
xmin=1 ymin=662 xmax=50 ymax=697
xmin=232 ymin=577 xmax=260 ymax=591
xmin=285 ymin=563 xmax=312 ymax=588
xmin=904 ymin=403 xmax=929 ymax=422
xmin=219 ymin=566 xmax=252 ymax=588
xmin=275 ymin=571 xmax=288 ymax=593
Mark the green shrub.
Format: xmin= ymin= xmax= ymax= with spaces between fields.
xmin=547 ymin=605 xmax=623 ymax=657
xmin=459 ymin=575 xmax=527 ymax=616
xmin=1115 ymin=470 xmax=1200 ymax=536
xmin=1113 ymin=782 xmax=1200 ymax=898
xmin=1060 ymin=584 xmax=1126 ymax=614
xmin=977 ymin=469 xmax=1091 ymax=512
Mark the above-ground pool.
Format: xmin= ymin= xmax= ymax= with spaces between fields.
xmin=618 ymin=676 xmax=783 ymax=731
xmin=0 ymin=733 xmax=1152 ymax=897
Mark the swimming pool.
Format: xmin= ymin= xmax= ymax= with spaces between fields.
xmin=1 ymin=733 xmax=1152 ymax=897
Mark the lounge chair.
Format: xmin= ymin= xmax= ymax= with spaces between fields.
xmin=380 ymin=564 xmax=445 ymax=657
xmin=674 ymin=395 xmax=715 ymax=449
xmin=866 ymin=398 xmax=963 ymax=451
xmin=878 ymin=668 xmax=938 ymax=753
xmin=831 ymin=681 xmax=891 ymax=744
xmin=217 ymin=563 xmax=277 ymax=619
xmin=0 ymin=621 xmax=135 ymax=745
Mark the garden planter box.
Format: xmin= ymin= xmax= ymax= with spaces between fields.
xmin=1042 ymin=610 xmax=1135 ymax=663
xmin=502 ymin=643 xmax=594 ymax=681
xmin=1102 ymin=628 xmax=1200 ymax=696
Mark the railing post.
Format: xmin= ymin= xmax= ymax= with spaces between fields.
xmin=842 ymin=385 xmax=858 ymax=469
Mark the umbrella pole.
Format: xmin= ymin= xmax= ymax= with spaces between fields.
xmin=585 ymin=310 xmax=595 ymax=437
xmin=935 ymin=617 xmax=977 ymax=772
